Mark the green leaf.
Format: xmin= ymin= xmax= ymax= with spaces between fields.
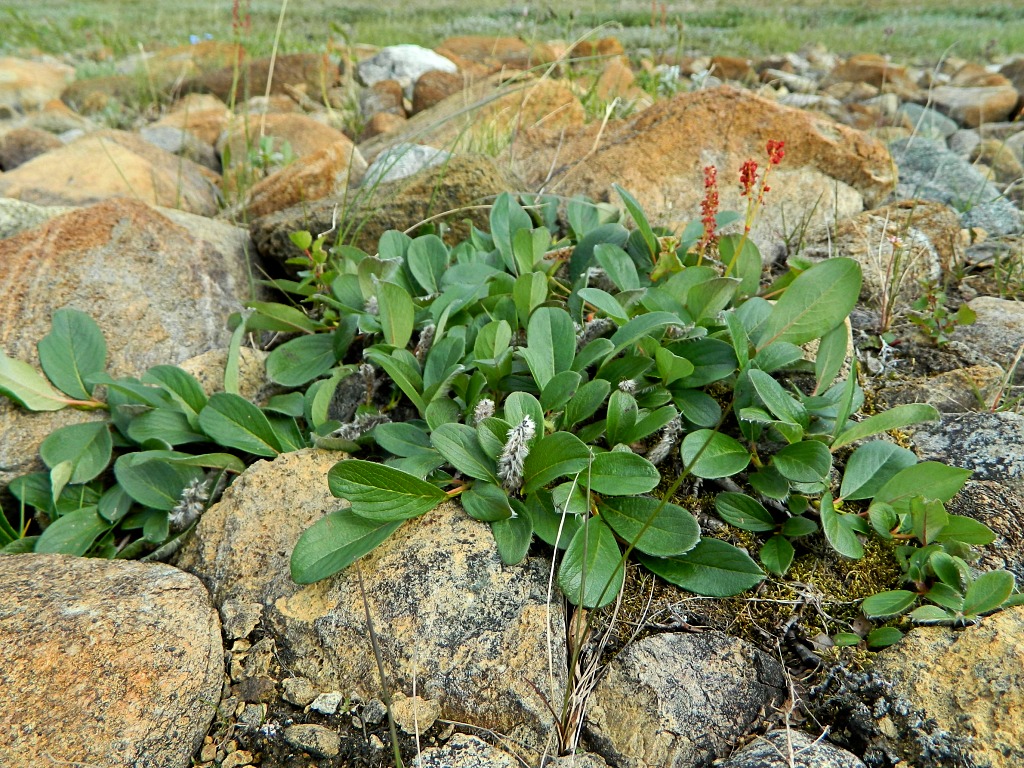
xmin=771 ymin=441 xmax=832 ymax=483
xmin=780 ymin=516 xmax=818 ymax=537
xmin=831 ymin=404 xmax=940 ymax=451
xmin=522 ymin=432 xmax=590 ymax=493
xmin=0 ymin=350 xmax=71 ymax=410
xmin=910 ymin=496 xmax=948 ymax=545
xmin=373 ymin=422 xmax=432 ymax=457
xmin=407 ymin=234 xmax=448 ymax=294
xmin=839 ymin=442 xmax=918 ymax=501
xmin=34 ymin=508 xmax=110 ymax=555
xmin=327 ymin=459 xmax=446 ymax=521
xmin=198 ymin=393 xmax=281 ymax=456
xmin=462 ymin=482 xmax=514 ymax=522
xmin=244 ymin=300 xmax=322 ymax=333
xmin=655 ymin=347 xmax=695 ymax=385
xmin=814 ymin=321 xmax=850 ymax=394
xmin=598 ymin=496 xmax=700 ymax=557
xmin=614 ymin=184 xmax=657 ymax=262
xmin=525 ymin=490 xmax=582 ymax=549
xmin=429 ymin=423 xmax=499 ymax=483
xmin=563 ymin=378 xmax=611 ymax=428
xmin=638 ymin=539 xmax=765 ymax=597
xmin=909 ymin=605 xmax=954 ymax=623
xmin=161 ymin=452 xmax=246 ymax=473
xmin=873 ymin=462 xmax=972 ymax=513
xmin=594 ymin=243 xmax=641 ymax=291
xmin=747 ymin=369 xmax=806 ymax=429
xmin=365 ymin=350 xmax=426 ymax=415
xmin=820 ymin=492 xmax=864 ymax=559
xmin=605 ymin=389 xmax=638 ymax=447
xmin=680 ymin=430 xmax=750 ymax=479
xmin=37 ymin=308 xmax=107 ymax=399
xmin=503 ymin=392 xmax=544 ymax=437
xmin=757 ymin=258 xmax=862 ymax=349
xmin=513 ymin=271 xmax=548 ymax=322
xmin=558 ymin=517 xmax=625 ymax=608
xmin=491 ymin=192 xmax=534 ymax=274
xmin=376 ymin=281 xmax=415 ymax=349
xmin=38 ymin=422 xmax=112 ymax=484
xmin=832 ymin=632 xmax=863 ymax=647
xmin=142 ymin=365 xmax=207 ymax=426
xmin=862 ymin=590 xmax=917 ymax=619
xmin=266 ymin=334 xmax=338 ymax=387
xmin=715 ymin=492 xmax=776 ymax=532
xmin=760 ymin=535 xmax=795 ymax=576
xmin=291 ymin=509 xmax=404 ymax=584
xmin=97 ymin=485 xmax=133 ymax=523
xmin=935 ymin=515 xmax=997 ymax=546
xmin=520 ymin=307 xmax=576 ymax=389
xmin=578 ymin=288 xmax=629 ymax=324
xmin=127 ymin=408 xmax=206 ymax=447
xmin=962 ymin=571 xmax=1015 ymax=616
xmin=607 ymin=312 xmax=682 ymax=359
xmin=586 ymin=451 xmax=659 ymax=495
xmin=868 ymin=501 xmax=898 ymax=538
xmin=930 ymin=551 xmax=966 ymax=590
xmin=866 ymin=627 xmax=904 ymax=649
xmin=113 ymin=452 xmax=204 ymax=511
xmin=541 ymin=370 xmax=582 ymax=412
xmin=491 ymin=511 xmax=533 ymax=565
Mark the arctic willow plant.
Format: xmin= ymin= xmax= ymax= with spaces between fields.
xmin=260 ymin=168 xmax=1013 ymax=622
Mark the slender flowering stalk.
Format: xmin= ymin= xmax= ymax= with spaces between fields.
xmin=497 ymin=416 xmax=536 ymax=493
xmin=726 ymin=139 xmax=785 ymax=277
xmin=696 ymin=165 xmax=720 ymax=263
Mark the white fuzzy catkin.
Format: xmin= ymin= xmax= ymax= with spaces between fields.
xmin=168 ymin=477 xmax=210 ymax=531
xmin=647 ymin=416 xmax=683 ymax=466
xmin=497 ymin=415 xmax=536 ymax=493
xmin=473 ymin=398 xmax=495 ymax=426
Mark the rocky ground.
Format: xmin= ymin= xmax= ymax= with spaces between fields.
xmin=1 ymin=34 xmax=1024 ymax=768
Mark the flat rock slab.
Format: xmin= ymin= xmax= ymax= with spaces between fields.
xmin=0 ymin=553 xmax=223 ymax=767
xmin=909 ymin=411 xmax=1024 ymax=495
xmin=717 ymin=729 xmax=866 ymax=767
xmin=585 ymin=631 xmax=787 ymax=768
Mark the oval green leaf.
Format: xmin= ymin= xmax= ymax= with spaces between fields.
xmin=37 ymin=307 xmax=107 ymax=400
xmin=638 ymin=538 xmax=765 ymax=597
xmin=39 ymin=422 xmax=112 ymax=484
xmin=198 ymin=393 xmax=282 ymax=457
xmin=757 ymin=258 xmax=861 ymax=348
xmin=558 ymin=517 xmax=625 ymax=608
xmin=598 ymin=496 xmax=700 ymax=557
xmin=34 ymin=508 xmax=110 ymax=555
xmin=680 ymin=430 xmax=750 ymax=479
xmin=715 ymin=492 xmax=776 ymax=532
xmin=327 ymin=459 xmax=447 ymax=521
xmin=266 ymin=334 xmax=338 ymax=387
xmin=586 ymin=451 xmax=659 ymax=495
xmin=291 ymin=509 xmax=404 ymax=584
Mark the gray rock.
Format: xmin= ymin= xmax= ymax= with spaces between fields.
xmin=0 ymin=554 xmax=223 ymax=767
xmin=909 ymin=411 xmax=1024 ymax=494
xmin=357 ymin=44 xmax=458 ymax=98
xmin=282 ymin=677 xmax=319 ymax=707
xmin=361 ymin=697 xmax=388 ymax=725
xmin=412 ymin=734 xmax=517 ymax=768
xmin=715 ymin=729 xmax=866 ymax=767
xmin=547 ymin=753 xmax=611 ymax=768
xmin=899 ymin=103 xmax=959 ymax=141
xmin=947 ymin=128 xmax=982 ymax=157
xmin=283 ymin=723 xmax=342 ymax=758
xmin=947 ymin=480 xmax=1024 ymax=585
xmin=952 ymin=296 xmax=1024 ymax=382
xmin=140 ymin=124 xmax=219 ymax=172
xmin=310 ymin=691 xmax=345 ymax=715
xmin=889 ymin=137 xmax=1023 ymax=236
xmin=585 ymin=632 xmax=787 ymax=768
xmin=175 ymin=449 xmax=567 ymax=762
xmin=361 ymin=142 xmax=453 ymax=188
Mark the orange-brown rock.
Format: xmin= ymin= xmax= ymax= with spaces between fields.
xmin=593 ymin=57 xmax=643 ymax=102
xmin=360 ymin=78 xmax=405 ymax=117
xmin=0 ymin=127 xmax=63 ymax=170
xmin=359 ymin=74 xmax=584 ymax=163
xmin=180 ymin=52 xmax=339 ymax=104
xmin=0 ymin=554 xmax=223 ymax=768
xmin=0 ymin=56 xmax=75 ymax=111
xmin=826 ymin=53 xmax=921 ymax=100
xmin=413 ymin=70 xmax=465 ymax=114
xmin=436 ymin=36 xmax=556 ymax=73
xmin=951 ymin=64 xmax=1012 ymax=88
xmin=930 ymin=84 xmax=1020 ymax=127
xmin=219 ymin=112 xmax=352 ymax=165
xmin=508 ymin=86 xmax=895 ymax=247
xmin=360 ymin=111 xmax=407 ymax=141
xmin=154 ymin=93 xmax=232 ymax=146
xmin=0 ymin=129 xmax=219 ymax=214
xmin=239 ymin=138 xmax=367 ymax=219
xmin=710 ymin=56 xmax=754 ymax=81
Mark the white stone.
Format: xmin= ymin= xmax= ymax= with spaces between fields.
xmin=357 ymin=45 xmax=457 ymax=98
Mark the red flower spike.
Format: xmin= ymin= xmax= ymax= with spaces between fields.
xmin=739 ymin=159 xmax=758 ymax=197
xmin=767 ymin=139 xmax=785 ymax=166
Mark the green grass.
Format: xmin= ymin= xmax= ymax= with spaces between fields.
xmin=3 ymin=0 xmax=1023 ymax=62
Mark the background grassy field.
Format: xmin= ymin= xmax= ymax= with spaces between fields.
xmin=2 ymin=0 xmax=1023 ymax=63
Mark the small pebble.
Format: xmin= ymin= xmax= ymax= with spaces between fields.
xmin=284 ymin=723 xmax=342 ymax=758
xmin=310 ymin=690 xmax=345 ymax=715
xmin=361 ymin=697 xmax=387 ymax=725
xmin=200 ymin=742 xmax=217 ymax=762
xmin=282 ymin=676 xmax=318 ymax=707
xmin=221 ymin=750 xmax=253 ymax=768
